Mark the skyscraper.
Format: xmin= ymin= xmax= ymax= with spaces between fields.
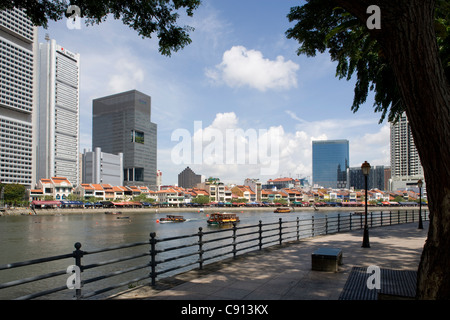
xmin=37 ymin=38 xmax=80 ymax=186
xmin=178 ymin=166 xmax=201 ymax=189
xmin=0 ymin=8 xmax=38 ymax=187
xmin=390 ymin=112 xmax=424 ymax=190
xmin=312 ymin=139 xmax=349 ymax=188
xmin=92 ymin=90 xmax=157 ymax=188
xmin=390 ymin=112 xmax=423 ymax=177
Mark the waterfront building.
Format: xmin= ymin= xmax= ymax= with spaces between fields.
xmin=196 ymin=177 xmax=227 ymax=202
xmin=82 ymin=147 xmax=123 ymax=186
xmin=178 ymin=166 xmax=201 ymax=189
xmin=0 ymin=8 xmax=38 ymax=187
xmin=262 ymin=177 xmax=304 ymax=190
xmin=312 ymin=140 xmax=349 ymax=188
xmin=30 ymin=176 xmax=73 ymax=200
xmin=244 ymin=178 xmax=262 ymax=201
xmin=347 ymin=165 xmax=387 ymax=191
xmin=231 ymin=185 xmax=256 ymax=202
xmin=92 ymin=90 xmax=157 ymax=189
xmin=37 ymin=37 xmax=80 ymax=186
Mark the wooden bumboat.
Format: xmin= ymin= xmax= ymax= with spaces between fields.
xmin=159 ymin=215 xmax=186 ymax=223
xmin=274 ymin=207 xmax=291 ymax=213
xmin=207 ymin=213 xmax=240 ymax=225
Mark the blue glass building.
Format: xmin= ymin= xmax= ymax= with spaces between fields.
xmin=312 ymin=140 xmax=349 ymax=188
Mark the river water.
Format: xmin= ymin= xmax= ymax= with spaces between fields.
xmin=0 ymin=208 xmax=352 ymax=299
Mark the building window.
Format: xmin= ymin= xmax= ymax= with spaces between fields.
xmin=131 ymin=130 xmax=144 ymax=144
xmin=135 ymin=168 xmax=144 ymax=181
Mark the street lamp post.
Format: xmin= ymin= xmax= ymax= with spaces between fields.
xmin=361 ymin=161 xmax=371 ymax=248
xmin=418 ymin=179 xmax=423 ymax=229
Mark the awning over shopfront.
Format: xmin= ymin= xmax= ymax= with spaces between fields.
xmin=31 ymin=200 xmax=61 ymax=207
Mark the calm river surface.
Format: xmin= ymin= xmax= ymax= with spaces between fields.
xmin=0 ymin=208 xmax=347 ymax=299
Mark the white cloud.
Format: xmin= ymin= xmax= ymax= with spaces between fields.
xmin=206 ymin=46 xmax=299 ymax=92
xmin=107 ymin=58 xmax=145 ymax=92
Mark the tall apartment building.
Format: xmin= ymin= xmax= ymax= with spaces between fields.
xmin=92 ymin=90 xmax=157 ymax=188
xmin=390 ymin=112 xmax=424 ymax=190
xmin=312 ymin=139 xmax=349 ymax=188
xmin=0 ymin=8 xmax=38 ymax=187
xmin=37 ymin=38 xmax=80 ymax=186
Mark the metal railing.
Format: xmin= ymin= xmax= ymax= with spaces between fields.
xmin=0 ymin=209 xmax=428 ymax=300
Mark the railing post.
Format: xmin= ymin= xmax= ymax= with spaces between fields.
xmin=296 ymin=217 xmax=300 ymax=241
xmin=149 ymin=232 xmax=157 ymax=286
xmin=389 ymin=210 xmax=392 ymax=225
xmin=398 ymin=210 xmax=400 ymax=224
xmin=278 ymin=218 xmax=283 ymax=245
xmin=198 ymin=227 xmax=204 ymax=269
xmin=337 ymin=214 xmax=340 ymax=233
xmin=258 ymin=220 xmax=263 ymax=250
xmin=312 ymin=216 xmax=315 ymax=237
xmin=360 ymin=214 xmax=363 ymax=229
xmin=232 ymin=223 xmax=237 ymax=258
xmin=73 ymin=242 xmax=84 ymax=300
xmin=370 ymin=212 xmax=373 ymax=228
xmin=325 ymin=215 xmax=328 ymax=234
xmin=349 ymin=213 xmax=352 ymax=231
xmin=380 ymin=211 xmax=383 ymax=226
xmin=406 ymin=210 xmax=408 ymax=223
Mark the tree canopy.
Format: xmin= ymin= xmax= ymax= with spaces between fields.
xmin=286 ymin=0 xmax=449 ymax=123
xmin=0 ymin=0 xmax=201 ymax=56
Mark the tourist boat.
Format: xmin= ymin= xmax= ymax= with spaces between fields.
xmin=105 ymin=211 xmax=122 ymax=215
xmin=274 ymin=207 xmax=291 ymax=213
xmin=159 ymin=215 xmax=186 ymax=223
xmin=207 ymin=213 xmax=240 ymax=225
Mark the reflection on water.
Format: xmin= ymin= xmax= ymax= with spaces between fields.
xmin=0 ymin=209 xmax=338 ymax=299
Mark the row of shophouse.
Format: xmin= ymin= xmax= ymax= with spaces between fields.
xmin=29 ymin=177 xmax=424 ymax=207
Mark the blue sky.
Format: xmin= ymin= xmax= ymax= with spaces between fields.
xmin=38 ymin=0 xmax=390 ymax=185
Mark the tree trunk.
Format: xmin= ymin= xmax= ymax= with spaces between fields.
xmin=334 ymin=0 xmax=450 ymax=299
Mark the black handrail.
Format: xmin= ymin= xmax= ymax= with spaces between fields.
xmin=0 ymin=209 xmax=428 ymax=300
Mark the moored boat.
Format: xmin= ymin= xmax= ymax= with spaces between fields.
xmin=274 ymin=207 xmax=291 ymax=213
xmin=159 ymin=215 xmax=186 ymax=223
xmin=207 ymin=213 xmax=240 ymax=225
xmin=105 ymin=211 xmax=122 ymax=215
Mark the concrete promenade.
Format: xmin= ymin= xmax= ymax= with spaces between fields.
xmin=111 ymin=221 xmax=428 ymax=300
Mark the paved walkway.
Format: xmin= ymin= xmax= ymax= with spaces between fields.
xmin=110 ymin=221 xmax=428 ymax=300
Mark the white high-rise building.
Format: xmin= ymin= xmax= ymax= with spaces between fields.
xmin=37 ymin=38 xmax=80 ymax=186
xmin=82 ymin=147 xmax=124 ymax=186
xmin=390 ymin=112 xmax=424 ymax=190
xmin=0 ymin=8 xmax=38 ymax=187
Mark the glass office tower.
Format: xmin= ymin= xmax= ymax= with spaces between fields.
xmin=92 ymin=90 xmax=157 ymax=188
xmin=312 ymin=140 xmax=349 ymax=188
